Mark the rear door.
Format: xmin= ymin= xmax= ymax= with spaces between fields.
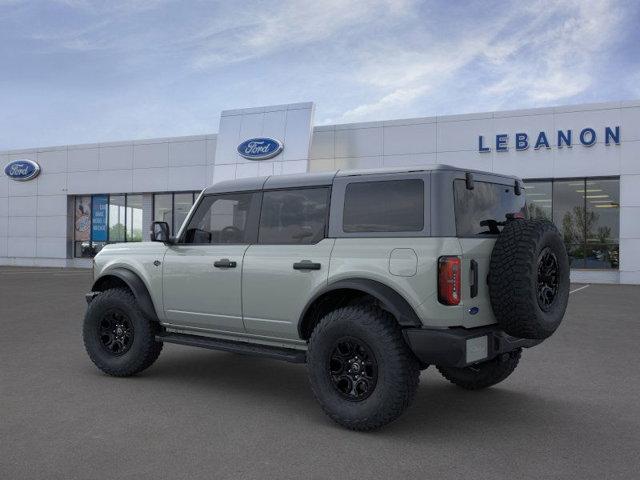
xmin=453 ymin=179 xmax=526 ymax=327
xmin=242 ymin=187 xmax=333 ymax=341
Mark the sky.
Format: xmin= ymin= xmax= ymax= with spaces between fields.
xmin=1 ymin=0 xmax=639 ymax=150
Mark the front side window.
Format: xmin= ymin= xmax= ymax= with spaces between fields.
xmin=259 ymin=188 xmax=329 ymax=244
xmin=454 ymin=180 xmax=526 ymax=236
xmin=183 ymin=193 xmax=258 ymax=244
xmin=343 ymin=179 xmax=424 ymax=233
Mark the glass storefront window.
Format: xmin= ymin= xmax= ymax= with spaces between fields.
xmin=525 ymin=181 xmax=552 ymax=221
xmin=524 ymin=177 xmax=620 ymax=270
xmin=74 ymin=193 xmax=148 ymax=257
xmin=174 ymin=193 xmax=195 ymax=234
xmin=126 ymin=195 xmax=143 ymax=242
xmin=154 ymin=193 xmax=172 ymax=230
xmin=109 ymin=195 xmax=126 ymax=242
xmin=152 ymin=191 xmax=198 ymax=234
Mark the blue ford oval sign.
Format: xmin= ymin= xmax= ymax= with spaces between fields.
xmin=237 ymin=137 xmax=283 ymax=160
xmin=4 ymin=159 xmax=41 ymax=181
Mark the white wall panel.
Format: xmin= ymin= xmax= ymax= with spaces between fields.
xmin=36 ymin=149 xmax=67 ymax=173
xmin=167 ymin=166 xmax=207 ymax=191
xmin=99 ymin=144 xmax=133 ymax=170
xmin=620 ymin=140 xmax=640 ymax=175
xmin=0 ymin=215 xmax=7 ymax=236
xmin=282 ymin=107 xmax=315 ymax=162
xmin=68 ymin=147 xmax=99 ymax=171
xmin=383 ymin=123 xmax=436 ymax=155
xmin=335 ymin=128 xmax=382 ymax=158
xmin=620 ymin=206 xmax=640 ymax=238
xmin=334 ymin=156 xmax=382 ymax=170
xmin=310 ymin=130 xmax=334 ymax=159
xmin=0 ymin=198 xmax=7 ymax=217
xmin=36 ymin=237 xmax=67 ymax=258
xmin=215 ymin=113 xmax=243 ymax=165
xmin=620 ymin=175 xmax=640 ymax=206
xmin=37 ymin=215 xmax=67 ymax=237
xmin=37 ymin=195 xmax=68 ymax=217
xmin=437 ymin=150 xmax=492 ymax=173
xmin=620 ymin=238 xmax=640 ymax=272
xmin=262 ymin=110 xmax=286 ymax=145
xmin=8 ymin=196 xmax=36 ymax=217
xmin=438 ymin=118 xmax=494 ymax=152
xmin=8 ymin=217 xmax=36 ymax=237
xmin=212 ymin=164 xmax=237 ymax=182
xmin=67 ymin=171 xmax=102 ymax=195
xmin=133 ymin=167 xmax=169 ymax=192
xmin=8 ymin=178 xmax=37 ymax=196
xmin=383 ymin=153 xmax=437 ymax=168
xmin=0 ymin=236 xmax=6 ymax=257
xmin=553 ymin=143 xmax=620 ymax=178
xmin=280 ymin=160 xmax=307 ymax=174
xmin=235 ymin=162 xmax=260 ymax=178
xmin=97 ymin=170 xmax=133 ymax=193
xmin=169 ymin=140 xmax=206 ymax=167
xmin=134 ymin=142 xmax=169 ymax=169
xmin=7 ymin=237 xmax=36 ymax=257
xmin=37 ymin=172 xmax=67 ymax=195
xmin=620 ymin=107 xmax=640 ymax=142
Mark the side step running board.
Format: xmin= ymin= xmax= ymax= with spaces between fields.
xmin=156 ymin=332 xmax=307 ymax=364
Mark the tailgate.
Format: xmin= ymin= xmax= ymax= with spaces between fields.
xmin=458 ymin=238 xmax=498 ymax=328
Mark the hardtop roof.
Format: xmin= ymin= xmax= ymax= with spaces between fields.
xmin=202 ymin=164 xmax=520 ymax=195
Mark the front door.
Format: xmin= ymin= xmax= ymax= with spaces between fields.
xmin=242 ymin=187 xmax=332 ymax=341
xmin=162 ymin=191 xmax=261 ymax=334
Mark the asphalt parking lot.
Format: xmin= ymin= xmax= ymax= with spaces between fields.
xmin=1 ymin=267 xmax=639 ymax=480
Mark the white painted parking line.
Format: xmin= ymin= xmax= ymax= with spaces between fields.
xmin=570 ymin=284 xmax=590 ymax=294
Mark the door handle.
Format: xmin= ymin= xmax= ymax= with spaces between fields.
xmin=293 ymin=260 xmax=321 ymax=271
xmin=470 ymin=259 xmax=478 ymax=298
xmin=214 ymin=258 xmax=237 ymax=269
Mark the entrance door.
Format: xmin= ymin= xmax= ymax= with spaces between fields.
xmin=242 ymin=187 xmax=333 ymax=341
xmin=163 ymin=191 xmax=261 ymax=334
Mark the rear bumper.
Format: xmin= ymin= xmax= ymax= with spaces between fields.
xmin=403 ymin=325 xmax=542 ymax=368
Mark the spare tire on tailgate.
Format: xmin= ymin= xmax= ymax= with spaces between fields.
xmin=488 ymin=219 xmax=569 ymax=340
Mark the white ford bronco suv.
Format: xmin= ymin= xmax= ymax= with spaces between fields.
xmin=83 ymin=165 xmax=569 ymax=430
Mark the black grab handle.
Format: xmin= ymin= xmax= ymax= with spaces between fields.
xmin=470 ymin=259 xmax=478 ymax=298
xmin=214 ymin=258 xmax=237 ymax=268
xmin=293 ymin=261 xmax=321 ymax=271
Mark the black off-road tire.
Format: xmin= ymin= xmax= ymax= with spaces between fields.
xmin=489 ymin=219 xmax=569 ymax=340
xmin=307 ymin=305 xmax=420 ymax=431
xmin=83 ymin=288 xmax=163 ymax=376
xmin=437 ymin=349 xmax=522 ymax=390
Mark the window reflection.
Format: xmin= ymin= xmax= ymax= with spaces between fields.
xmin=525 ymin=178 xmax=620 ymax=270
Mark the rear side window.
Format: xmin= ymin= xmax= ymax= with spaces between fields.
xmin=258 ymin=188 xmax=330 ymax=244
xmin=343 ymin=179 xmax=424 ymax=232
xmin=454 ymin=180 xmax=526 ymax=236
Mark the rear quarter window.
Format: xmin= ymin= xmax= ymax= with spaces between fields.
xmin=454 ymin=179 xmax=526 ymax=236
xmin=343 ymin=179 xmax=424 ymax=233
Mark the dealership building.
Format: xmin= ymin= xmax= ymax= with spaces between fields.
xmin=1 ymin=100 xmax=639 ymax=284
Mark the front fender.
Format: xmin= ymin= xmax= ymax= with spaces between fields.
xmin=92 ymin=267 xmax=159 ymax=321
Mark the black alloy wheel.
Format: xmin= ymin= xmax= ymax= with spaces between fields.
xmin=98 ymin=310 xmax=134 ymax=356
xmin=328 ymin=337 xmax=378 ymax=401
xmin=537 ymin=247 xmax=559 ymax=311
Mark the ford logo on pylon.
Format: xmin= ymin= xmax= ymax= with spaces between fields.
xmin=237 ymin=138 xmax=283 ymax=160
xmin=4 ymin=159 xmax=41 ymax=181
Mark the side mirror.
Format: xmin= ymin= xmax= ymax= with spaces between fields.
xmin=150 ymin=221 xmax=171 ymax=243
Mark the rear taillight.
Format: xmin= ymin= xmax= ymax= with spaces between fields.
xmin=438 ymin=256 xmax=461 ymax=305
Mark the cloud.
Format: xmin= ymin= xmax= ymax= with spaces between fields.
xmin=334 ymin=0 xmax=626 ymax=122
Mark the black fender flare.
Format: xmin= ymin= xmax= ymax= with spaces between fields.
xmin=92 ymin=268 xmax=159 ymax=321
xmin=298 ymin=278 xmax=422 ymax=337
